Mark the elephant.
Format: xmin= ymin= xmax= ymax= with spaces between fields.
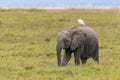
xmin=56 ymin=26 xmax=99 ymax=66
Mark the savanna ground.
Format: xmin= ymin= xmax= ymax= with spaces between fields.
xmin=0 ymin=8 xmax=120 ymax=80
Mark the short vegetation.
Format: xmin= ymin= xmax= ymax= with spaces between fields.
xmin=0 ymin=9 xmax=120 ymax=80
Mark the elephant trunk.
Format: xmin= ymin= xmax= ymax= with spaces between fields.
xmin=56 ymin=42 xmax=64 ymax=66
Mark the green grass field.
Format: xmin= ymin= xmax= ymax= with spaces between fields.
xmin=0 ymin=9 xmax=120 ymax=80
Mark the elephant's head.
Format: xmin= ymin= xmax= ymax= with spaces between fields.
xmin=56 ymin=27 xmax=86 ymax=66
xmin=56 ymin=30 xmax=71 ymax=66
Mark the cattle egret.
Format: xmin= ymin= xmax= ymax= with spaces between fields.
xmin=77 ymin=19 xmax=85 ymax=26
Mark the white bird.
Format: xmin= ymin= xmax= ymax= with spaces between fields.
xmin=77 ymin=19 xmax=85 ymax=26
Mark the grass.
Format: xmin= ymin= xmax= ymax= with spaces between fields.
xmin=0 ymin=8 xmax=120 ymax=80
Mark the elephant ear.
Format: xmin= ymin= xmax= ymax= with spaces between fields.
xmin=70 ymin=31 xmax=86 ymax=51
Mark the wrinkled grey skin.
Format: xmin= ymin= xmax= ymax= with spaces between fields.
xmin=56 ymin=26 xmax=99 ymax=66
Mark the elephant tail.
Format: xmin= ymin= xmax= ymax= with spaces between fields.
xmin=77 ymin=19 xmax=85 ymax=26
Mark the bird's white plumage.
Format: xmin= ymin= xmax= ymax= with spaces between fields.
xmin=77 ymin=19 xmax=85 ymax=26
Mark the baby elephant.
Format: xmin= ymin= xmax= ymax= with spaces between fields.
xmin=56 ymin=21 xmax=99 ymax=66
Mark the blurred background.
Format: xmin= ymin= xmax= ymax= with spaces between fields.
xmin=0 ymin=0 xmax=120 ymax=8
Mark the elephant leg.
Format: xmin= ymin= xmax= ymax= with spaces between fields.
xmin=81 ymin=58 xmax=87 ymax=64
xmin=81 ymin=57 xmax=88 ymax=64
xmin=81 ymin=55 xmax=88 ymax=64
xmin=62 ymin=49 xmax=72 ymax=66
xmin=93 ymin=44 xmax=99 ymax=64
xmin=74 ymin=51 xmax=80 ymax=65
xmin=74 ymin=46 xmax=84 ymax=65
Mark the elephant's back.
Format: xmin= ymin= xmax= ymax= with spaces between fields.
xmin=69 ymin=26 xmax=98 ymax=42
xmin=79 ymin=27 xmax=98 ymax=57
xmin=79 ymin=27 xmax=97 ymax=37
xmin=79 ymin=27 xmax=98 ymax=42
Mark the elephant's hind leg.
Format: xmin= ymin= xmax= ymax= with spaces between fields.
xmin=92 ymin=44 xmax=99 ymax=64
xmin=81 ymin=57 xmax=88 ymax=64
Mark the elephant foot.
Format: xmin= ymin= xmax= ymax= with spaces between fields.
xmin=81 ymin=59 xmax=87 ymax=64
xmin=92 ymin=57 xmax=99 ymax=64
